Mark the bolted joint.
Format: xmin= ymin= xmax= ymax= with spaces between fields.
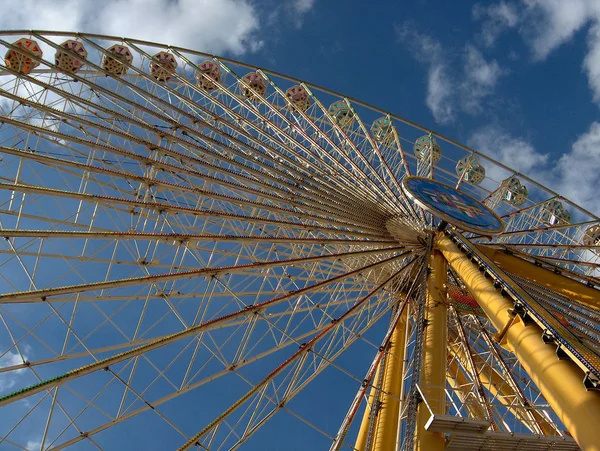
xmin=374 ymin=400 xmax=383 ymax=415
xmin=542 ymin=329 xmax=555 ymax=344
xmin=556 ymin=346 xmax=569 ymax=360
xmin=494 ymin=311 xmax=521 ymax=345
xmin=414 ymin=390 xmax=423 ymax=404
xmin=512 ymin=302 xmax=526 ymax=317
xmin=584 ymin=373 xmax=600 ymax=391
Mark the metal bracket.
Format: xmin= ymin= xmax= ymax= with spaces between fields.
xmin=542 ymin=329 xmax=556 ymax=344
xmin=493 ymin=312 xmax=520 ymax=345
xmin=584 ymin=372 xmax=600 ymax=391
xmin=556 ymin=346 xmax=569 ymax=360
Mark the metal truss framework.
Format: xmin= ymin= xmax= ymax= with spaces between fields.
xmin=0 ymin=31 xmax=597 ymax=451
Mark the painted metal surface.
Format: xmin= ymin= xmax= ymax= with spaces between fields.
xmin=403 ymin=176 xmax=504 ymax=234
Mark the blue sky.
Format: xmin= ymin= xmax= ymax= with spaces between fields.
xmin=2 ymin=0 xmax=599 ymax=214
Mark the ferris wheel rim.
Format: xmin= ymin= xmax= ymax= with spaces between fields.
xmin=0 ymin=28 xmax=595 ymax=221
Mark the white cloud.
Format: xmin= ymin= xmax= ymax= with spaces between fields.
xmin=293 ymin=0 xmax=316 ymax=14
xmin=522 ymin=0 xmax=600 ymax=104
xmin=426 ymin=65 xmax=455 ymax=124
xmin=291 ymin=0 xmax=318 ymax=28
xmin=521 ymin=0 xmax=597 ymax=60
xmin=462 ymin=45 xmax=505 ymax=113
xmin=266 ymin=0 xmax=317 ymax=30
xmin=0 ymin=350 xmax=27 ymax=392
xmin=477 ymin=1 xmax=600 ymax=103
xmin=464 ymin=46 xmax=504 ymax=88
xmin=473 ymin=1 xmax=519 ymax=47
xmin=584 ymin=23 xmax=600 ymax=102
xmin=395 ymin=23 xmax=454 ymax=123
xmin=26 ymin=440 xmax=42 ymax=451
xmin=468 ymin=122 xmax=600 ymax=214
xmin=467 ymin=124 xmax=547 ymax=188
xmin=396 ymin=24 xmax=505 ymax=123
xmin=554 ymin=121 xmax=600 ymax=213
xmin=0 ymin=0 xmax=263 ymax=56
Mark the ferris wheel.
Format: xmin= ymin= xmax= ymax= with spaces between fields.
xmin=0 ymin=30 xmax=599 ymax=451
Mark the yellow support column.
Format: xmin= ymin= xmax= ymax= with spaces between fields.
xmin=372 ymin=309 xmax=407 ymax=451
xmin=355 ymin=309 xmax=408 ymax=451
xmin=415 ymin=250 xmax=447 ymax=451
xmin=354 ymin=365 xmax=381 ymax=451
xmin=476 ymin=245 xmax=600 ymax=311
xmin=438 ymin=235 xmax=600 ymax=451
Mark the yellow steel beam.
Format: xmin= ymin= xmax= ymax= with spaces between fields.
xmin=415 ymin=250 xmax=447 ymax=451
xmin=439 ymin=235 xmax=600 ymax=451
xmin=372 ymin=309 xmax=407 ymax=451
xmin=355 ymin=310 xmax=408 ymax=451
xmin=354 ymin=364 xmax=381 ymax=451
xmin=477 ymin=245 xmax=600 ymax=312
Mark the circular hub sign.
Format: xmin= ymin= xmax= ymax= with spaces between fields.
xmin=402 ymin=176 xmax=504 ymax=235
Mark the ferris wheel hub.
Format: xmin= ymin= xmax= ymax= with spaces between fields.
xmin=402 ymin=176 xmax=505 ymax=235
xmin=385 ymin=215 xmax=425 ymax=245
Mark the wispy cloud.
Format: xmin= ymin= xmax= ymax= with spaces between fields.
xmin=395 ymin=23 xmax=505 ymax=124
xmin=468 ymin=125 xmax=547 ymax=174
xmin=526 ymin=0 xmax=600 ymax=103
xmin=394 ymin=22 xmax=453 ymax=123
xmin=426 ymin=65 xmax=455 ymax=124
xmin=291 ymin=0 xmax=317 ymax=28
xmin=461 ymin=45 xmax=506 ymax=113
xmin=554 ymin=121 xmax=600 ymax=212
xmin=293 ymin=0 xmax=316 ymax=15
xmin=584 ymin=23 xmax=600 ymax=102
xmin=474 ymin=1 xmax=600 ymax=103
xmin=520 ymin=0 xmax=596 ymax=60
xmin=267 ymin=0 xmax=318 ymax=30
xmin=0 ymin=0 xmax=263 ymax=56
xmin=472 ymin=1 xmax=519 ymax=47
xmin=467 ymin=125 xmax=547 ymax=191
xmin=0 ymin=350 xmax=27 ymax=393
xmin=26 ymin=439 xmax=42 ymax=451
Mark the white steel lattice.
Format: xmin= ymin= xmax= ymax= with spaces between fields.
xmin=0 ymin=31 xmax=596 ymax=451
